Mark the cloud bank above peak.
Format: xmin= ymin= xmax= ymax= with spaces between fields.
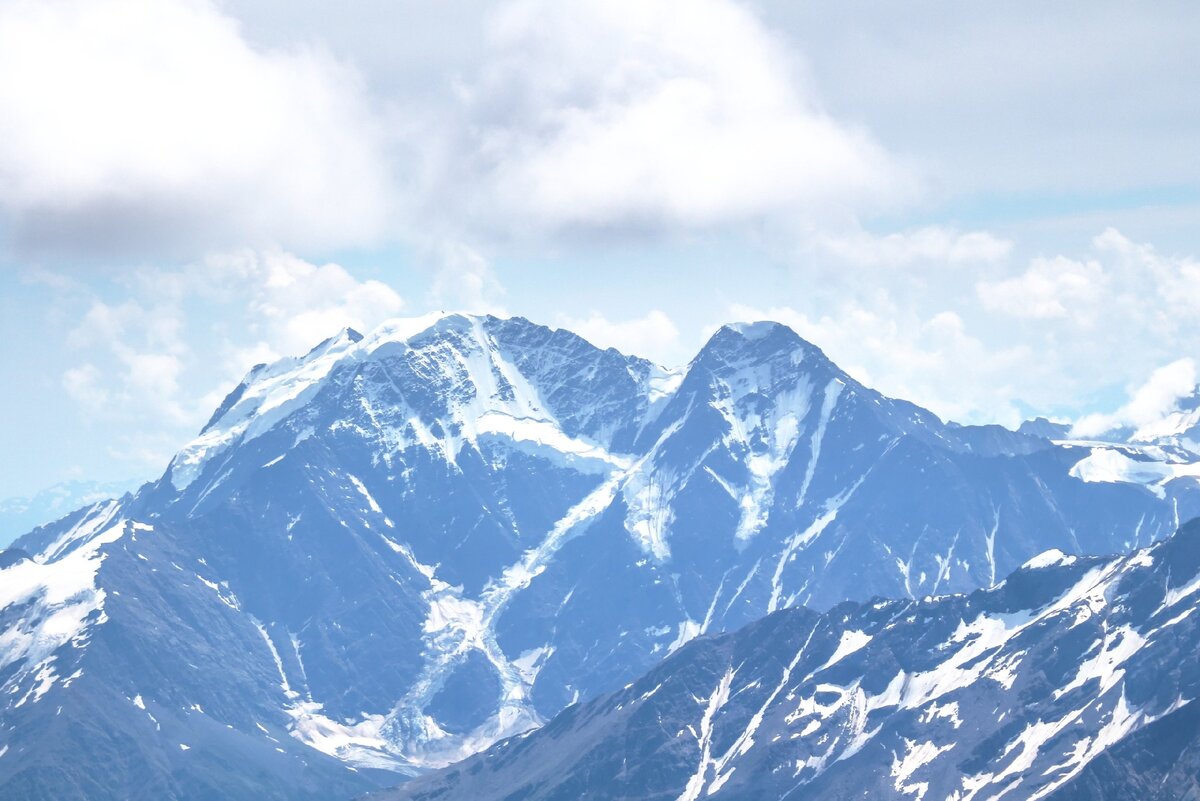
xmin=415 ymin=0 xmax=912 ymax=236
xmin=0 ymin=0 xmax=917 ymax=261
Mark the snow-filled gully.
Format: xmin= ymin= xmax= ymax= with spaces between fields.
xmin=376 ymin=462 xmax=640 ymax=767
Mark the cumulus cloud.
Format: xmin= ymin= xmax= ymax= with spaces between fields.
xmin=416 ymin=0 xmax=910 ymax=237
xmin=810 ymin=226 xmax=1013 ymax=268
xmin=61 ymin=363 xmax=108 ymax=411
xmin=554 ymin=310 xmax=681 ymax=364
xmin=0 ymin=0 xmax=925 ymax=275
xmin=58 ymin=251 xmax=405 ymax=468
xmin=0 ymin=0 xmax=390 ymax=257
xmin=978 ymin=228 xmax=1200 ymax=327
xmin=0 ymin=0 xmax=917 ymax=260
xmin=1092 ymin=228 xmax=1200 ymax=326
xmin=423 ymin=240 xmax=507 ymax=314
xmin=1072 ymin=358 xmax=1198 ymax=438
xmin=63 ymin=295 xmax=191 ymax=422
xmin=202 ymin=250 xmax=406 ymax=358
xmin=977 ymin=255 xmax=1106 ymax=320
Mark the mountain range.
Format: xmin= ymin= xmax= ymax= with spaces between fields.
xmin=1 ymin=313 xmax=1197 ymax=800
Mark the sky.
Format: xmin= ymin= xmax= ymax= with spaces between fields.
xmin=1 ymin=0 xmax=1200 ymax=496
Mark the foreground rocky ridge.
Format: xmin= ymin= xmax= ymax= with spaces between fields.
xmin=377 ymin=519 xmax=1200 ymax=801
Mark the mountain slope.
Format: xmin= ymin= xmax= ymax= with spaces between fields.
xmin=376 ymin=518 xmax=1200 ymax=801
xmin=2 ymin=313 xmax=1197 ymax=799
xmin=1044 ymin=697 xmax=1200 ymax=800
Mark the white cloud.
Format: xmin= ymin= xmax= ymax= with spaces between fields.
xmin=64 ymin=297 xmax=191 ymax=423
xmin=811 ymin=226 xmax=1013 ymax=268
xmin=417 ymin=0 xmax=909 ymax=237
xmin=1092 ymin=227 xmax=1200 ymax=326
xmin=58 ymin=250 xmax=405 ymax=469
xmin=1072 ymin=358 xmax=1197 ymax=438
xmin=0 ymin=0 xmax=916 ymax=258
xmin=0 ymin=0 xmax=390 ymax=256
xmin=62 ymin=363 xmax=108 ymax=411
xmin=554 ymin=310 xmax=681 ymax=364
xmin=423 ymin=240 xmax=507 ymax=314
xmin=977 ymin=255 xmax=1106 ymax=320
xmin=978 ymin=228 xmax=1200 ymax=331
xmin=203 ymin=249 xmax=406 ymax=358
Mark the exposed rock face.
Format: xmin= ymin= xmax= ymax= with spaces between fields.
xmin=377 ymin=519 xmax=1200 ymax=801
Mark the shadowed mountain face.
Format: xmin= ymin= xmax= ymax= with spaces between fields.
xmin=1 ymin=314 xmax=1197 ymax=799
xmin=375 ymin=519 xmax=1200 ymax=801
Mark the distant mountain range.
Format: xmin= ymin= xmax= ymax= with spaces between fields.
xmin=1 ymin=313 xmax=1197 ymax=800
xmin=0 ymin=479 xmax=138 ymax=547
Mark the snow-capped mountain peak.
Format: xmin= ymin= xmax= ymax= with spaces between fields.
xmin=170 ymin=313 xmax=659 ymax=493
